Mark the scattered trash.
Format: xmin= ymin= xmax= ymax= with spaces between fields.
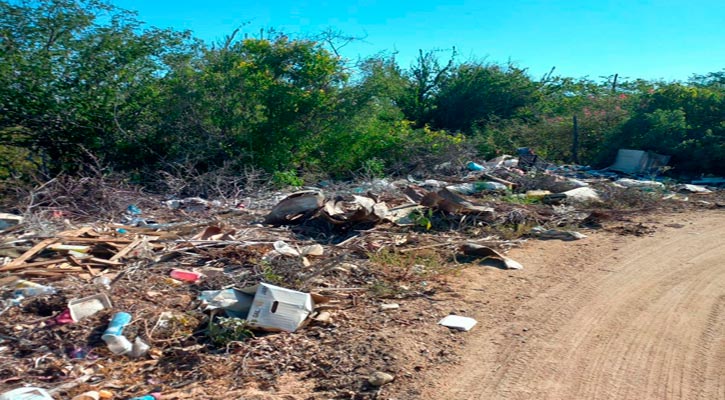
xmin=368 ymin=371 xmax=395 ymax=387
xmin=10 ymin=280 xmax=57 ymax=298
xmin=130 ymin=337 xmax=150 ymax=358
xmin=68 ymin=293 xmax=112 ymax=322
xmin=446 ymin=181 xmax=508 ymax=195
xmin=460 ymin=243 xmax=523 ymax=270
xmin=102 ymin=312 xmax=133 ymax=355
xmin=93 ymin=276 xmax=111 ymax=289
xmin=201 ymin=283 xmax=317 ymax=332
xmin=273 ymin=241 xmax=324 ymax=257
xmin=169 ymin=268 xmax=203 ymax=283
xmin=608 ymin=149 xmax=670 ymax=175
xmin=517 ymin=147 xmax=540 ymax=171
xmin=72 ymin=391 xmax=104 ymax=400
xmin=420 ymin=188 xmax=496 ymax=216
xmin=53 ymin=308 xmax=74 ymax=325
xmin=563 ymin=187 xmax=602 ymax=204
xmin=0 ymin=148 xmax=719 ymax=398
xmin=525 ymin=190 xmax=551 ymax=200
xmin=615 ymin=178 xmax=665 ymax=190
xmin=0 ymin=213 xmax=23 ymax=232
xmin=199 ymin=288 xmax=254 ymax=319
xmin=0 ymin=387 xmax=53 ymax=400
xmin=264 ymin=190 xmax=324 ymax=225
xmin=674 ymin=184 xmax=712 ymax=194
xmin=323 ymin=195 xmax=388 ymax=224
xmin=438 ymin=315 xmax=478 ymax=331
xmin=531 ymin=227 xmax=587 ymax=241
xmin=127 ymin=394 xmax=160 ymax=400
xmin=379 ymin=303 xmax=400 ymax=311
xmin=127 ymin=205 xmax=142 ymax=215
xmin=467 ymin=161 xmax=485 ymax=171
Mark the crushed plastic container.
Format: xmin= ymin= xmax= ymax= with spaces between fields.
xmin=68 ymin=293 xmax=112 ymax=321
xmin=102 ymin=312 xmax=133 ymax=355
xmin=103 ymin=333 xmax=133 ymax=355
xmin=169 ymin=269 xmax=203 ymax=283
xmin=0 ymin=387 xmax=53 ymax=400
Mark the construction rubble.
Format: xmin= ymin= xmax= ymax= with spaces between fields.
xmin=0 ymin=151 xmax=723 ymax=399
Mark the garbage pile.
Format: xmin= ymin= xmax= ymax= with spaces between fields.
xmin=0 ymin=149 xmax=723 ymax=399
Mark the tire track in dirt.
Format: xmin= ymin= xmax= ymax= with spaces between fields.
xmin=428 ymin=211 xmax=725 ymax=400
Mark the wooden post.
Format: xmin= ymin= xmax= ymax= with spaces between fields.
xmin=572 ymin=115 xmax=580 ymax=164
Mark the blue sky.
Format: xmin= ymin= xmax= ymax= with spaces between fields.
xmin=114 ymin=0 xmax=724 ymax=81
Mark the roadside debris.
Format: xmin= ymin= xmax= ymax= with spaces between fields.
xmin=674 ymin=184 xmax=712 ymax=194
xmin=460 ymin=243 xmax=524 ymax=270
xmin=0 ymin=387 xmax=53 ymax=400
xmin=0 ymin=150 xmax=721 ymax=398
xmin=68 ymin=293 xmax=112 ymax=322
xmin=0 ymin=213 xmax=23 ymax=232
xmin=264 ymin=190 xmax=324 ymax=225
xmin=615 ymin=178 xmax=665 ymax=190
xmin=531 ymin=227 xmax=587 ymax=241
xmin=438 ymin=315 xmax=478 ymax=331
xmin=380 ymin=303 xmax=400 ymax=311
xmin=609 ymin=149 xmax=670 ymax=175
xmin=563 ymin=187 xmax=602 ymax=204
xmin=200 ymin=283 xmax=319 ymax=332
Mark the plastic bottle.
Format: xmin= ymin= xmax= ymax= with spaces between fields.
xmin=12 ymin=280 xmax=56 ymax=297
xmin=93 ymin=276 xmax=111 ymax=290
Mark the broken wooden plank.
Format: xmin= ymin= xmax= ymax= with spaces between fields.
xmin=0 ymin=238 xmax=59 ymax=271
xmin=482 ymin=173 xmax=516 ymax=189
xmin=57 ymin=227 xmax=94 ymax=237
xmin=87 ymin=257 xmax=123 ymax=267
xmin=59 ymin=237 xmax=134 ymax=244
xmin=21 ymin=269 xmax=80 ymax=277
xmin=109 ymin=238 xmax=143 ymax=262
xmin=0 ymin=258 xmax=68 ymax=271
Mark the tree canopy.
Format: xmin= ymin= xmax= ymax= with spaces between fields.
xmin=1 ymin=0 xmax=724 ymax=184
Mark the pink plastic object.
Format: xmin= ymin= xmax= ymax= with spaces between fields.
xmin=54 ymin=308 xmax=74 ymax=325
xmin=169 ymin=269 xmax=203 ymax=283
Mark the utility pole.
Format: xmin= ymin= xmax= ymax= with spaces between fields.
xmin=572 ymin=115 xmax=580 ymax=164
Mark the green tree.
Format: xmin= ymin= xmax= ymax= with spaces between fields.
xmin=432 ymin=61 xmax=540 ymax=132
xmin=157 ymin=32 xmax=347 ymax=173
xmin=0 ymin=0 xmax=188 ymax=174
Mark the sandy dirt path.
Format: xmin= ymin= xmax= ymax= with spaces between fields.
xmin=425 ymin=210 xmax=725 ymax=400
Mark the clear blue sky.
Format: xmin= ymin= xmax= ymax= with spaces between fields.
xmin=114 ymin=0 xmax=724 ymax=81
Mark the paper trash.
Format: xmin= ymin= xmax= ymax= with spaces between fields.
xmin=439 ymin=315 xmax=478 ymax=331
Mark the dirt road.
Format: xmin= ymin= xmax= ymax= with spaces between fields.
xmin=426 ymin=210 xmax=725 ymax=400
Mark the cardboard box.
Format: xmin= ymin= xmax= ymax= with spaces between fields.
xmin=200 ymin=283 xmax=314 ymax=332
xmin=246 ymin=283 xmax=314 ymax=332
